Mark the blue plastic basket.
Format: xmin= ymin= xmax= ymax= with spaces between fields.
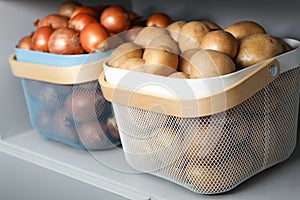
xmin=14 ymin=48 xmax=120 ymax=150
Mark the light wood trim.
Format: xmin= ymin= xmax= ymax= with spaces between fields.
xmin=9 ymin=53 xmax=105 ymax=84
xmin=99 ymin=59 xmax=280 ymax=117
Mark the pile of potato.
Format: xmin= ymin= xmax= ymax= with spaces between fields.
xmin=107 ymin=20 xmax=291 ymax=78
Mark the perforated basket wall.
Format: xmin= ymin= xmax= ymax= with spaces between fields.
xmin=111 ymin=68 xmax=300 ymax=194
xmin=21 ymin=79 xmax=120 ymax=150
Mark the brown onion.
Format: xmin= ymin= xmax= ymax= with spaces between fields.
xmin=32 ymin=26 xmax=54 ymax=52
xmin=78 ymin=122 xmax=109 ymax=149
xmin=48 ymin=27 xmax=83 ymax=54
xmin=68 ymin=13 xmax=98 ymax=32
xmin=36 ymin=14 xmax=68 ymax=29
xmin=17 ymin=35 xmax=33 ymax=50
xmin=58 ymin=1 xmax=82 ymax=18
xmin=80 ymin=22 xmax=109 ymax=53
xmin=146 ymin=13 xmax=171 ymax=28
xmin=70 ymin=6 xmax=98 ymax=19
xmin=65 ymin=90 xmax=105 ymax=122
xmin=100 ymin=5 xmax=130 ymax=33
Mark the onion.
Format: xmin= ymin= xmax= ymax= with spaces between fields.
xmin=80 ymin=23 xmax=109 ymax=53
xmin=36 ymin=110 xmax=53 ymax=133
xmin=36 ymin=14 xmax=68 ymax=29
xmin=68 ymin=13 xmax=98 ymax=32
xmin=65 ymin=90 xmax=105 ymax=122
xmin=58 ymin=1 xmax=82 ymax=18
xmin=48 ymin=27 xmax=83 ymax=55
xmin=146 ymin=13 xmax=171 ymax=28
xmin=17 ymin=35 xmax=33 ymax=50
xmin=70 ymin=6 xmax=98 ymax=19
xmin=100 ymin=6 xmax=130 ymax=33
xmin=32 ymin=26 xmax=54 ymax=52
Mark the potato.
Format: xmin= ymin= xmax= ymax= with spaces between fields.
xmin=200 ymin=30 xmax=238 ymax=59
xmin=185 ymin=156 xmax=252 ymax=193
xmin=107 ymin=42 xmax=143 ymax=68
xmin=148 ymin=34 xmax=179 ymax=54
xmin=236 ymin=34 xmax=284 ymax=68
xmin=188 ymin=49 xmax=236 ymax=78
xmin=118 ymin=57 xmax=145 ymax=72
xmin=178 ymin=48 xmax=201 ymax=77
xmin=133 ymin=26 xmax=168 ymax=48
xmin=224 ymin=20 xmax=266 ymax=42
xmin=202 ymin=20 xmax=222 ymax=30
xmin=143 ymin=46 xmax=178 ymax=76
xmin=277 ymin=38 xmax=292 ymax=52
xmin=178 ymin=21 xmax=210 ymax=52
xmin=123 ymin=126 xmax=183 ymax=171
xmin=168 ymin=72 xmax=189 ymax=78
xmin=167 ymin=20 xmax=186 ymax=42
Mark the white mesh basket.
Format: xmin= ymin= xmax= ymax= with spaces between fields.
xmin=99 ymin=38 xmax=300 ymax=194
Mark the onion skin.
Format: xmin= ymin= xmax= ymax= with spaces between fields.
xmin=37 ymin=14 xmax=68 ymax=29
xmin=65 ymin=90 xmax=105 ymax=122
xmin=78 ymin=122 xmax=109 ymax=149
xmin=48 ymin=27 xmax=83 ymax=55
xmin=58 ymin=1 xmax=82 ymax=18
xmin=17 ymin=35 xmax=33 ymax=50
xmin=100 ymin=6 xmax=130 ymax=34
xmin=80 ymin=23 xmax=109 ymax=53
xmin=32 ymin=26 xmax=54 ymax=52
xmin=70 ymin=6 xmax=98 ymax=19
xmin=68 ymin=13 xmax=98 ymax=32
xmin=52 ymin=108 xmax=79 ymax=142
xmin=146 ymin=13 xmax=171 ymax=28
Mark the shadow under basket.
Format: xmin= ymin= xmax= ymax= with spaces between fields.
xmin=9 ymin=49 xmax=120 ymax=150
xmin=99 ymin=38 xmax=300 ymax=194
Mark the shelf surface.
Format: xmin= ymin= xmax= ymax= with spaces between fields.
xmin=0 ymin=129 xmax=300 ymax=200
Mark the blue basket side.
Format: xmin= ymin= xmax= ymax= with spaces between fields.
xmin=21 ymin=78 xmax=120 ymax=150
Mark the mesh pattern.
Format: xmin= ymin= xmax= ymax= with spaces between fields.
xmin=112 ymin=68 xmax=300 ymax=194
xmin=22 ymin=79 xmax=120 ymax=150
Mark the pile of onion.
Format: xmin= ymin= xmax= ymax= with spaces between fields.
xmin=17 ymin=1 xmax=168 ymax=55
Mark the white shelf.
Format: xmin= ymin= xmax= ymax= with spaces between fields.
xmin=1 ymin=129 xmax=300 ymax=200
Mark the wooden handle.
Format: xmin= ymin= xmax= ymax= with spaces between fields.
xmin=99 ymin=59 xmax=280 ymax=117
xmin=9 ymin=53 xmax=105 ymax=84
